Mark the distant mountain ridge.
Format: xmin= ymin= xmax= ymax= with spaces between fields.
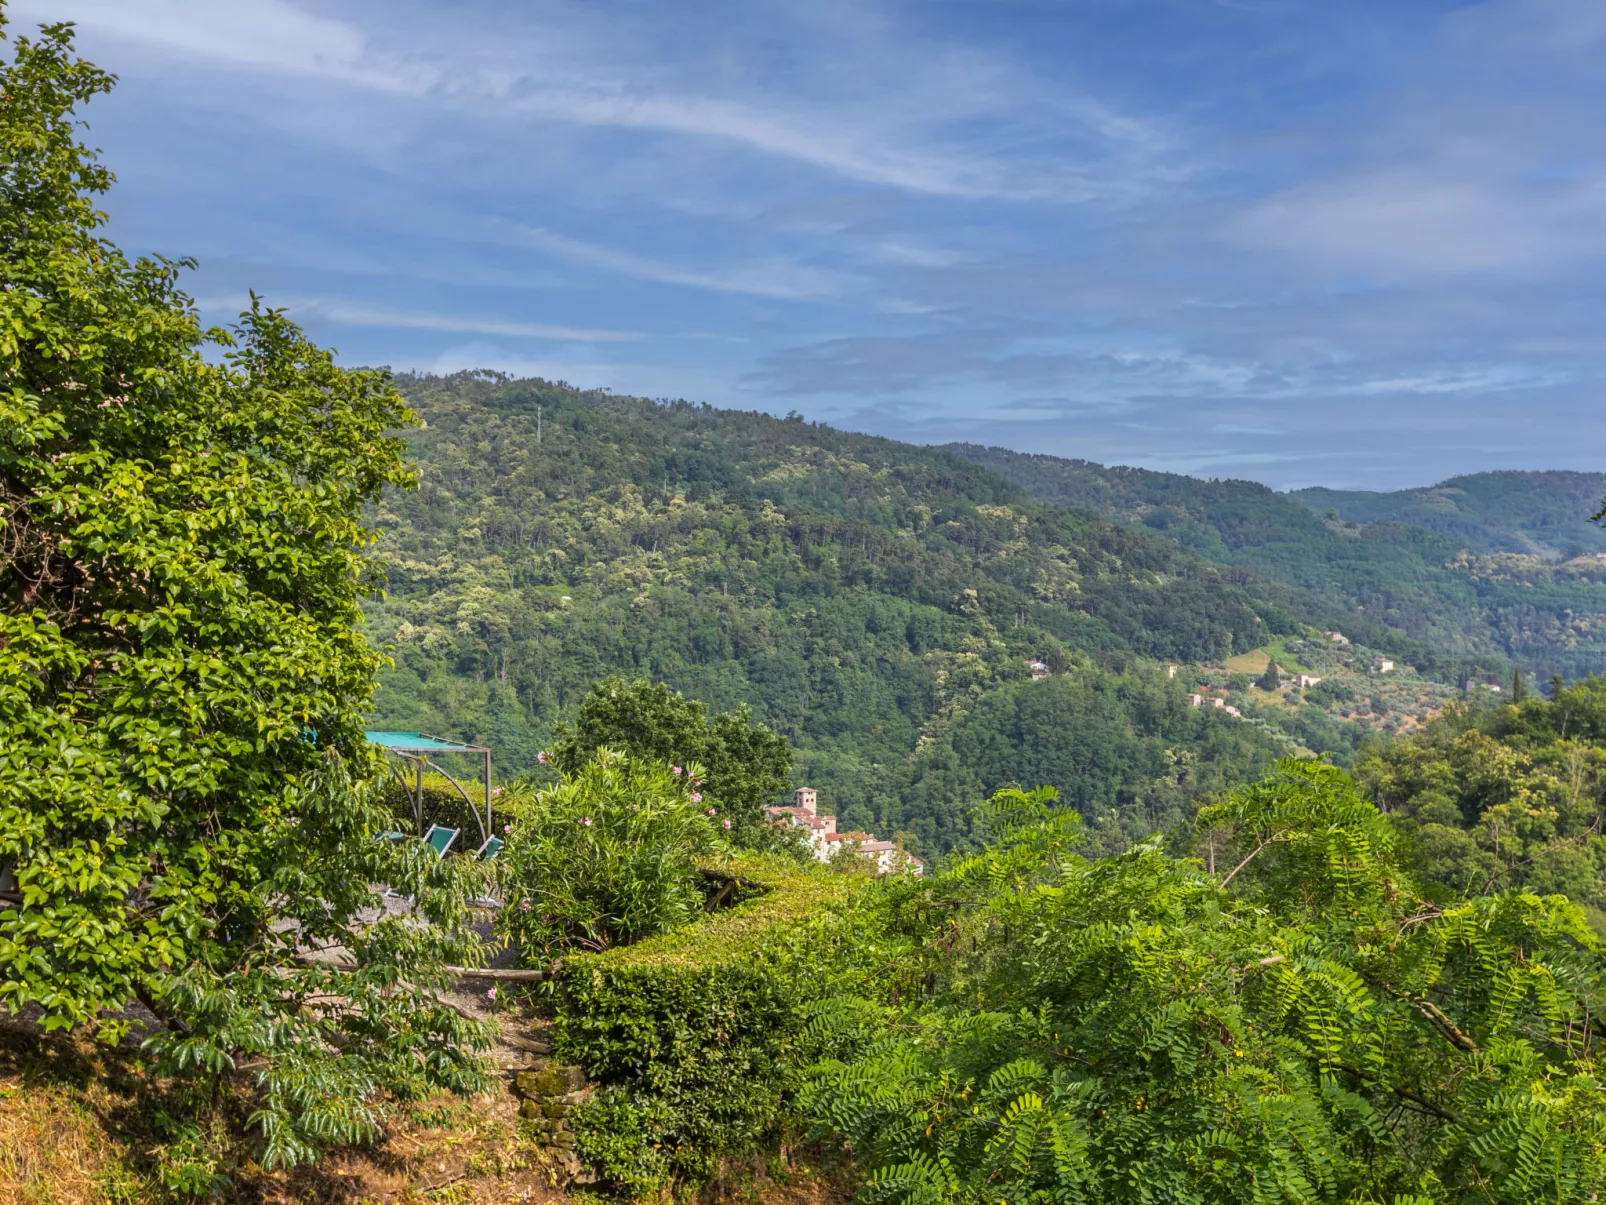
xmin=1291 ymin=471 xmax=1606 ymax=559
xmin=946 ymin=446 xmax=1606 ymax=678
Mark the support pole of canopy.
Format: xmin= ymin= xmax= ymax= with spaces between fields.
xmin=417 ymin=759 xmax=489 ymax=845
xmin=414 ymin=755 xmax=425 ymax=836
xmin=364 ymin=733 xmax=495 ymax=845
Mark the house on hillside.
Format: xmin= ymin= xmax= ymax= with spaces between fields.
xmin=1223 ymin=705 xmax=1242 ymax=717
xmin=822 ymin=832 xmax=921 ymax=875
xmin=1188 ymin=693 xmax=1204 ymax=707
xmin=764 ymin=788 xmax=923 ymax=876
xmin=1164 ymin=663 xmax=1178 ymax=679
xmin=1026 ymin=659 xmax=1049 ymax=680
xmin=1295 ymin=674 xmax=1323 ymax=688
xmin=1324 ymin=631 xmax=1350 ymax=645
xmin=1373 ymin=657 xmax=1395 ymax=673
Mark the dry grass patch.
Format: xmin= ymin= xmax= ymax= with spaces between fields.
xmin=0 ymin=1024 xmax=146 ymax=1205
xmin=1222 ymin=648 xmax=1271 ymax=674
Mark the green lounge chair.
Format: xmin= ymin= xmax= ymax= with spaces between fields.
xmin=475 ymin=836 xmax=504 ymax=861
xmin=423 ymin=824 xmax=459 ymax=858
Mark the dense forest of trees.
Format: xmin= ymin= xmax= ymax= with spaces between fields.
xmin=1295 ymin=470 xmax=1606 ymax=556
xmin=1357 ymin=676 xmax=1606 ymax=933
xmin=367 ymin=372 xmax=1348 ymax=851
xmin=953 ymin=444 xmax=1606 ymax=679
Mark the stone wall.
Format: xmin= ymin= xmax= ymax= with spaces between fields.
xmin=500 ymin=1029 xmax=593 ymax=1183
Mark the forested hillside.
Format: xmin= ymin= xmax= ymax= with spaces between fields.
xmin=1357 ymin=677 xmax=1606 ymax=933
xmin=1295 ymin=470 xmax=1606 ymax=557
xmin=369 ymin=372 xmax=1320 ymax=853
xmin=951 ymin=444 xmax=1606 ymax=678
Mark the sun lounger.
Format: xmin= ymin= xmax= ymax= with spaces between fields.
xmin=423 ymin=824 xmax=459 ymax=858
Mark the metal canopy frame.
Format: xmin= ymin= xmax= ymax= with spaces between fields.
xmin=365 ymin=731 xmax=493 ymax=845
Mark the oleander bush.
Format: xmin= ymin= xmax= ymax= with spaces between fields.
xmin=496 ymin=748 xmax=722 ymax=958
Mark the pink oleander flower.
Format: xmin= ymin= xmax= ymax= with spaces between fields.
xmin=706 ymin=807 xmax=716 ymax=816
xmin=492 ymin=787 xmax=503 ymax=797
xmin=503 ymin=824 xmax=512 ymax=835
xmin=671 ymin=765 xmax=682 ymax=776
xmin=690 ymin=791 xmax=703 ymax=803
xmin=536 ymin=751 xmax=548 ymax=765
xmin=581 ymin=816 xmax=593 ymax=827
xmin=722 ymin=819 xmax=732 ymax=830
xmin=519 ymin=900 xmax=531 ymax=912
xmin=486 ymin=987 xmax=497 ymax=1001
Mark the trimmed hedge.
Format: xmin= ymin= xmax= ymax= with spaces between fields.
xmin=553 ymin=853 xmax=900 ymax=1190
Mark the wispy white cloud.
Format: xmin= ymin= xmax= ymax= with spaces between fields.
xmin=23 ymin=0 xmax=1174 ymax=203
xmin=1229 ymin=0 xmax=1606 ymax=279
xmin=10 ymin=0 xmax=417 ymax=89
xmin=513 ymin=225 xmax=852 ymax=301
xmin=253 ymin=298 xmax=643 ymax=342
xmin=1236 ymin=168 xmax=1606 ymax=277
xmin=30 ymin=0 xmax=1606 ymax=489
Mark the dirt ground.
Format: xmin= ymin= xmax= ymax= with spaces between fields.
xmin=0 ymin=1011 xmax=855 ymax=1205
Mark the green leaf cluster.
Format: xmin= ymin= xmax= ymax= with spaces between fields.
xmin=805 ymin=761 xmax=1606 ymax=1203
xmin=1359 ymin=675 xmax=1606 ymax=924
xmin=551 ymin=675 xmax=792 ymax=843
xmin=0 ymin=14 xmax=491 ymax=1167
xmin=142 ymin=756 xmax=496 ymax=1169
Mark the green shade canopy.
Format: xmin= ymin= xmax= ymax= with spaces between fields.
xmin=365 ymin=731 xmax=490 ymax=754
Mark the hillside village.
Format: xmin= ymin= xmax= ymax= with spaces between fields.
xmin=766 ymin=788 xmax=924 ymax=875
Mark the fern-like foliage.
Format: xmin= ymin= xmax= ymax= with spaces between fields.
xmin=805 ymin=762 xmax=1606 ymax=1204
xmin=139 ymin=756 xmax=496 ymax=1169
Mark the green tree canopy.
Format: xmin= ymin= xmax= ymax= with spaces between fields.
xmin=551 ymin=676 xmax=791 ymax=840
xmin=1357 ymin=677 xmax=1606 ymax=927
xmin=0 ymin=14 xmax=490 ymax=1167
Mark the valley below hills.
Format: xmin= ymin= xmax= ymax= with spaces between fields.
xmin=365 ymin=371 xmax=1600 ymax=858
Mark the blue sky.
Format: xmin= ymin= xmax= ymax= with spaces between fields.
xmin=14 ymin=0 xmax=1606 ymax=489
